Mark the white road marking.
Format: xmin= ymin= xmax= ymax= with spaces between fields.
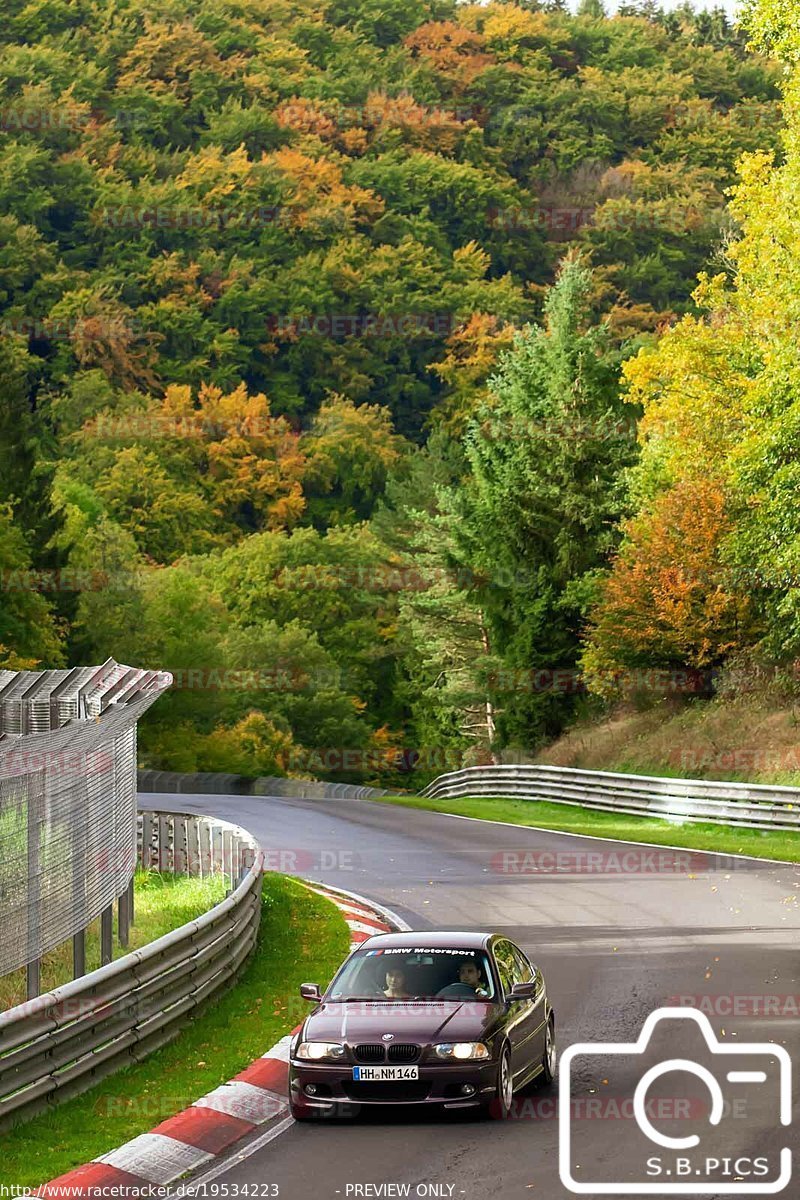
xmin=176 ymin=1116 xmax=296 ymax=1193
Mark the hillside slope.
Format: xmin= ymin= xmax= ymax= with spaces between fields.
xmin=534 ymin=695 xmax=800 ymax=786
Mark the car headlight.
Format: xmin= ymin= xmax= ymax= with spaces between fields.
xmin=433 ymin=1042 xmax=490 ymax=1061
xmin=295 ymin=1041 xmax=345 ymax=1061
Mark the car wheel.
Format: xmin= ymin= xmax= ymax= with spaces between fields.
xmin=486 ymin=1045 xmax=513 ymax=1119
xmin=538 ymin=1017 xmax=556 ymax=1087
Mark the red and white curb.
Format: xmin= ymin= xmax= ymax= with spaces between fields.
xmin=37 ymin=882 xmax=408 ymax=1198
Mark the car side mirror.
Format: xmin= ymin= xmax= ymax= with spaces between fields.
xmin=507 ymin=980 xmax=537 ymax=1002
xmin=300 ymin=982 xmax=322 ymax=1002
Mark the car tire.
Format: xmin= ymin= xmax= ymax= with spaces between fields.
xmin=538 ymin=1016 xmax=556 ymax=1088
xmin=485 ymin=1044 xmax=513 ymax=1120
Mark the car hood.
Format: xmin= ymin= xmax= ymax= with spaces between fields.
xmin=302 ymin=999 xmax=502 ymax=1043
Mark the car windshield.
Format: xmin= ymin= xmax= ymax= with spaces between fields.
xmin=326 ymin=946 xmax=496 ymax=1001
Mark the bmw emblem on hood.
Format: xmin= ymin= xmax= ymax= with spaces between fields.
xmin=382 ymin=1033 xmax=394 ymax=1041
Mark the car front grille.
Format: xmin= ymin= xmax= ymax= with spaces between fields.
xmin=353 ymin=1043 xmax=385 ymax=1063
xmin=387 ymin=1043 xmax=420 ymax=1063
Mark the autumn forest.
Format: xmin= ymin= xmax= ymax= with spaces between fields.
xmin=2 ymin=0 xmax=799 ymax=785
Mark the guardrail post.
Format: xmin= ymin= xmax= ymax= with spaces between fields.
xmin=26 ymin=777 xmax=44 ymax=998
xmin=127 ymin=876 xmax=134 ymax=927
xmin=141 ymin=811 xmax=154 ymax=870
xmin=199 ymin=821 xmax=211 ymax=877
xmin=26 ymin=957 xmax=41 ymax=1001
xmin=158 ymin=814 xmax=172 ymax=873
xmin=118 ymin=887 xmax=130 ymax=949
xmin=223 ymin=828 xmax=232 ymax=889
xmin=188 ymin=819 xmax=201 ymax=874
xmin=73 ymin=928 xmax=86 ymax=978
xmin=174 ymin=816 xmax=188 ymax=874
xmin=211 ymin=824 xmax=223 ymax=872
xmin=100 ymin=903 xmax=114 ymax=965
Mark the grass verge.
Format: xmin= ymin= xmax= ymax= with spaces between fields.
xmin=0 ymin=869 xmax=227 ymax=1012
xmin=376 ymin=794 xmax=800 ymax=863
xmin=2 ymin=874 xmax=350 ymax=1188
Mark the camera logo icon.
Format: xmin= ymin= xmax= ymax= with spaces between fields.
xmin=559 ymin=1007 xmax=792 ymax=1194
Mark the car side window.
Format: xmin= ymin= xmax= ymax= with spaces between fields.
xmin=510 ymin=943 xmax=534 ymax=984
xmin=493 ymin=941 xmax=517 ymax=995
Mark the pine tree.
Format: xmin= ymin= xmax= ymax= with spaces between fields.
xmin=463 ymin=258 xmax=637 ymax=748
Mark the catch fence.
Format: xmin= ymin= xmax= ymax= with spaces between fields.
xmin=0 ymin=660 xmax=171 ymax=995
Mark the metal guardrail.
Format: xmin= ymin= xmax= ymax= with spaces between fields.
xmin=421 ymin=765 xmax=800 ymax=831
xmin=138 ymin=768 xmax=388 ymax=800
xmin=250 ymin=775 xmax=388 ymax=800
xmin=0 ymin=810 xmax=263 ymax=1132
xmin=138 ymin=808 xmax=262 ymax=882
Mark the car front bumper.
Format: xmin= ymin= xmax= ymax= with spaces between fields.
xmin=289 ymin=1058 xmax=498 ymax=1110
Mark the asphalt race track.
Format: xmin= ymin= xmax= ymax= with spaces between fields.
xmin=141 ymin=792 xmax=800 ymax=1200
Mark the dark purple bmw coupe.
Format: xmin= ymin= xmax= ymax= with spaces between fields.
xmin=289 ymin=930 xmax=555 ymax=1120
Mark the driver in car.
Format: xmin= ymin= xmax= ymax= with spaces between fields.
xmin=381 ymin=965 xmax=411 ymax=998
xmin=457 ymin=957 xmax=489 ymax=996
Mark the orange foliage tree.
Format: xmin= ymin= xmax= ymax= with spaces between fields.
xmin=403 ymin=22 xmax=495 ymax=92
xmin=582 ymin=478 xmax=759 ymax=694
xmin=71 ymin=382 xmax=307 ymax=561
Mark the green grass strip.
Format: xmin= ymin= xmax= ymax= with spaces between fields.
xmin=376 ymin=794 xmax=800 ymax=863
xmin=0 ymin=869 xmax=227 ymax=1012
xmin=3 ymin=874 xmax=350 ymax=1188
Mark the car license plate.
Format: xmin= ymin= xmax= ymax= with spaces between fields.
xmin=352 ymin=1066 xmax=419 ymax=1081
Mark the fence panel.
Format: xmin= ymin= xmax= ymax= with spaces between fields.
xmin=0 ymin=810 xmax=263 ymax=1132
xmin=0 ymin=662 xmax=171 ymax=978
